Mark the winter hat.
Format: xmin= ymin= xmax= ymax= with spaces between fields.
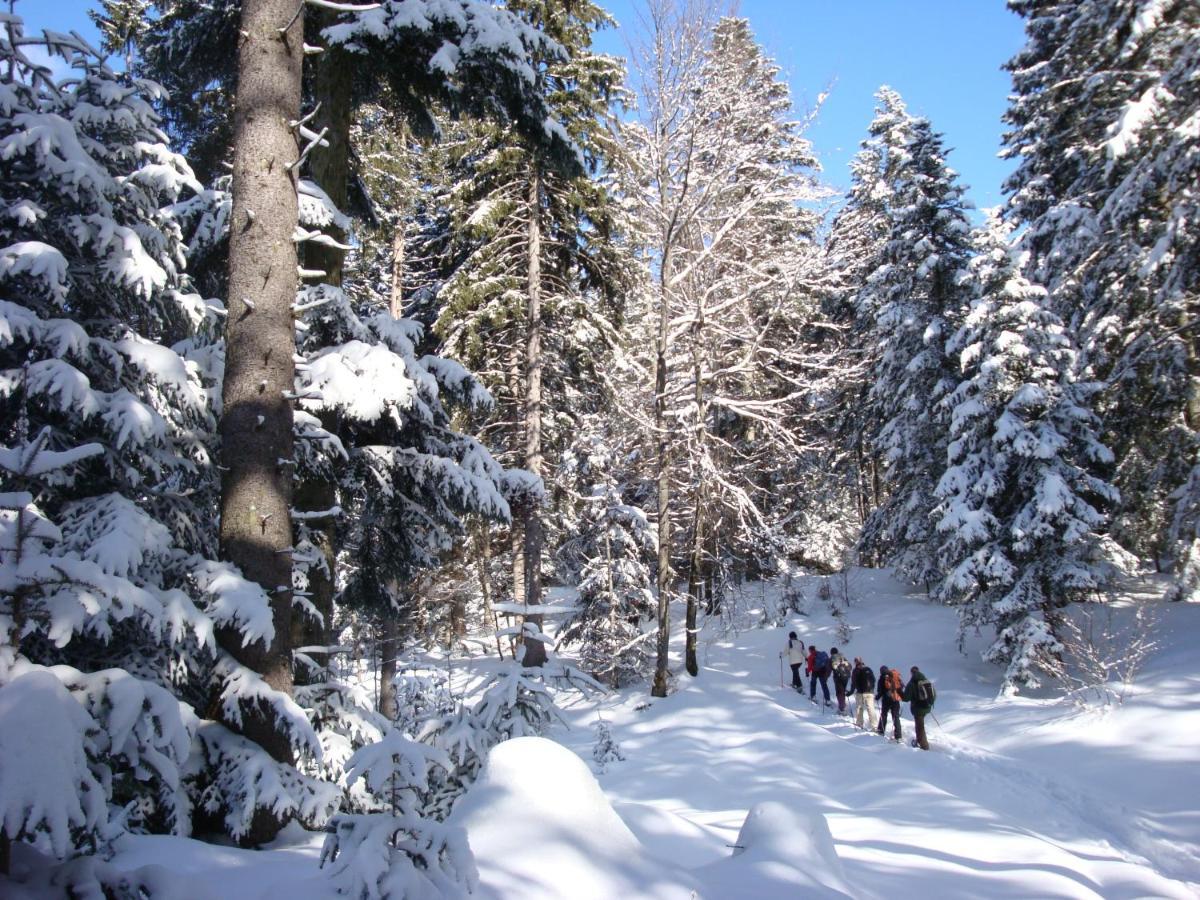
xmin=911 ymin=666 xmax=920 ymax=673
xmin=789 ymin=631 xmax=797 ymax=639
xmin=831 ymin=647 xmax=839 ymax=655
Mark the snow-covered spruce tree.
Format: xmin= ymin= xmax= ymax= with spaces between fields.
xmin=212 ymin=0 xmax=308 ymax=844
xmin=319 ymin=731 xmax=477 ymax=899
xmin=424 ymin=0 xmax=627 ymax=667
xmin=1003 ymin=0 xmax=1200 ymax=579
xmin=139 ymin=0 xmax=241 ymax=183
xmin=557 ymin=433 xmax=656 ymax=688
xmin=0 ymin=21 xmax=332 ymax=870
xmin=0 ymin=23 xmax=203 ymax=866
xmin=819 ymin=121 xmax=898 ymax=546
xmin=857 ymin=88 xmax=975 ymax=587
xmin=934 ymin=215 xmax=1121 ymax=694
xmin=416 ymin=655 xmax=599 ymax=821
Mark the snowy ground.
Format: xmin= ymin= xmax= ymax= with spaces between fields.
xmin=94 ymin=569 xmax=1200 ymax=897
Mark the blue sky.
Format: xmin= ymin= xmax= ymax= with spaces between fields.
xmin=20 ymin=0 xmax=1025 ymax=210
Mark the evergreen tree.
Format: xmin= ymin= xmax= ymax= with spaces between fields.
xmin=88 ymin=0 xmax=150 ymax=72
xmin=427 ymin=0 xmax=628 ymax=664
xmin=1003 ymin=0 xmax=1200 ymax=578
xmin=820 ymin=122 xmax=896 ymax=541
xmin=856 ymin=88 xmax=975 ymax=587
xmin=934 ymin=216 xmax=1121 ymax=693
xmin=0 ymin=19 xmax=332 ymax=861
xmin=557 ymin=434 xmax=656 ymax=688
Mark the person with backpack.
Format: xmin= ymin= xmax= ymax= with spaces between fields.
xmin=780 ymin=632 xmax=806 ymax=690
xmin=850 ymin=657 xmax=877 ymax=731
xmin=875 ymin=665 xmax=903 ymax=741
xmin=830 ymin=647 xmax=852 ymax=714
xmin=904 ymin=665 xmax=935 ymax=750
xmin=809 ymin=647 xmax=832 ymax=706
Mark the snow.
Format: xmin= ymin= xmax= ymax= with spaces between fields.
xmin=0 ymin=670 xmax=106 ymax=859
xmin=450 ymin=736 xmax=699 ymax=900
xmin=12 ymin=570 xmax=1175 ymax=898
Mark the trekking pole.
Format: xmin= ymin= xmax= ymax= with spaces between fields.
xmin=779 ymin=656 xmax=784 ymax=689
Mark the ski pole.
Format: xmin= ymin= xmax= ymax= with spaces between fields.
xmin=779 ymin=656 xmax=785 ymax=689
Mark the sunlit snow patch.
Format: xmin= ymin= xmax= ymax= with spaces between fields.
xmin=450 ymin=736 xmax=698 ymax=900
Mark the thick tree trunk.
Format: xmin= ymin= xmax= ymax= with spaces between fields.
xmin=522 ymin=167 xmax=548 ymax=667
xmin=389 ymin=219 xmax=406 ymax=318
xmin=378 ymin=607 xmax=399 ymax=720
xmin=218 ymin=0 xmax=302 ymax=844
xmin=651 ymin=244 xmax=673 ymax=698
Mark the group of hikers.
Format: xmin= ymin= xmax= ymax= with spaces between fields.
xmin=782 ymin=631 xmax=936 ymax=751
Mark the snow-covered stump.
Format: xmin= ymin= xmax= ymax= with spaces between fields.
xmin=701 ymin=801 xmax=852 ymax=899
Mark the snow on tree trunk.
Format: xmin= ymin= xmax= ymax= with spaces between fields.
xmin=218 ymin=0 xmax=302 ymax=836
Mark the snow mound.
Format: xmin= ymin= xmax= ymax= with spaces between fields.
xmin=700 ymin=801 xmax=852 ymax=899
xmin=451 ymin=736 xmax=697 ymax=900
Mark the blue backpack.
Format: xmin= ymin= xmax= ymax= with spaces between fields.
xmin=813 ymin=651 xmax=829 ymax=673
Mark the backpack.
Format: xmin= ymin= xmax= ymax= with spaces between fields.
xmin=884 ymin=670 xmax=903 ymax=701
xmin=917 ymin=677 xmax=936 ymax=707
xmin=833 ymin=655 xmax=851 ymax=678
xmin=859 ymin=667 xmax=878 ymax=696
xmin=813 ymin=651 xmax=829 ymax=673
xmin=856 ymin=666 xmax=875 ymax=694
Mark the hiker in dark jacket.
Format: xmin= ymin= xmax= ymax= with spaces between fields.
xmin=809 ymin=647 xmax=831 ymax=705
xmin=850 ymin=657 xmax=877 ymax=731
xmin=875 ymin=665 xmax=903 ymax=741
xmin=903 ymin=666 xmax=934 ymax=750
xmin=830 ymin=648 xmax=852 ymax=714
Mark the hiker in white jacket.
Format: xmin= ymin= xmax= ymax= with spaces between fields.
xmin=781 ymin=632 xmax=806 ymax=690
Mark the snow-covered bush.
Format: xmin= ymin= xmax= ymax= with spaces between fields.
xmin=320 ymin=731 xmax=477 ymax=900
xmin=419 ymin=661 xmax=599 ymax=819
xmin=591 ymin=715 xmax=624 ymax=774
xmin=185 ymin=721 xmax=338 ymax=843
xmin=1059 ymin=603 xmax=1159 ymax=709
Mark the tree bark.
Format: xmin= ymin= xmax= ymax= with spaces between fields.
xmin=684 ymin=319 xmax=705 ymax=677
xmin=218 ymin=0 xmax=302 ymax=843
xmin=378 ymin=607 xmax=399 ymax=720
xmin=522 ymin=166 xmax=548 ymax=667
xmin=475 ymin=528 xmax=506 ymax=659
xmin=389 ymin=218 xmax=406 ymax=318
xmin=651 ymin=242 xmax=673 ymax=698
